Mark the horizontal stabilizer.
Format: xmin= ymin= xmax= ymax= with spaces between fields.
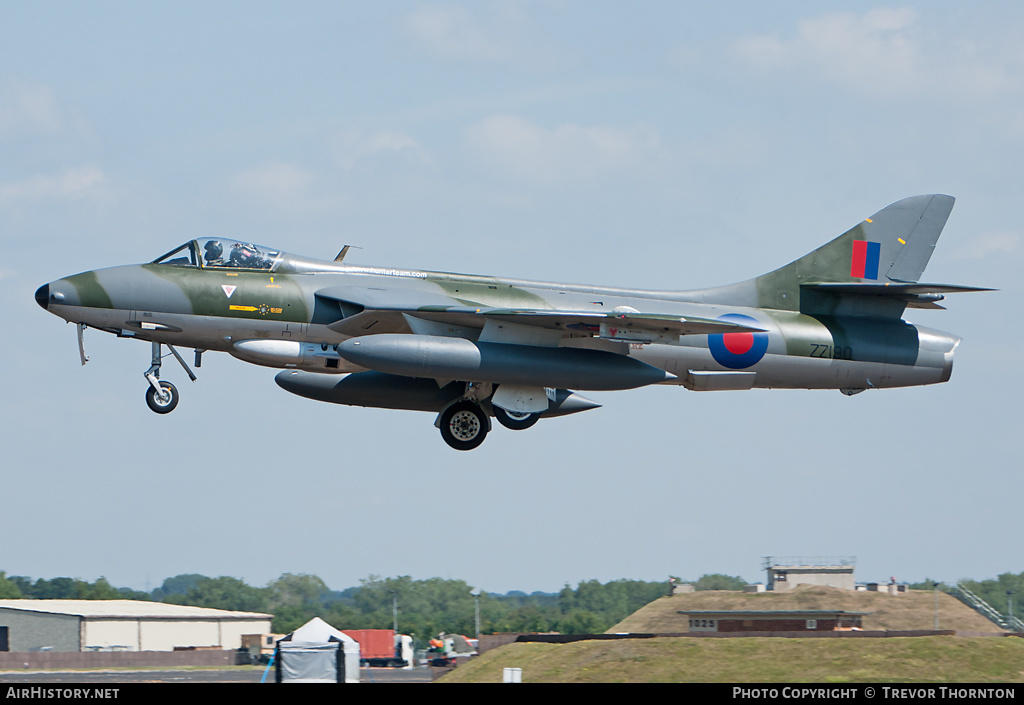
xmin=801 ymin=281 xmax=994 ymax=310
xmin=802 ymin=282 xmax=994 ymax=296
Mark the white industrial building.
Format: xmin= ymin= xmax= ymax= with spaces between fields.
xmin=763 ymin=556 xmax=857 ymax=592
xmin=0 ymin=600 xmax=272 ymax=652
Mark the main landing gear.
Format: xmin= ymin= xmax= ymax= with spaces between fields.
xmin=144 ymin=341 xmax=197 ymax=415
xmin=439 ymin=400 xmax=489 ymax=451
xmin=436 ymin=382 xmax=545 ymax=450
xmin=493 ymin=406 xmax=541 ymax=430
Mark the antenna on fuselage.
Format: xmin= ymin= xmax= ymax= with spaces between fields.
xmin=334 ymin=245 xmax=362 ymax=263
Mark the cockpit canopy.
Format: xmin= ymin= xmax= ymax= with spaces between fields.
xmin=153 ymin=239 xmax=283 ymax=271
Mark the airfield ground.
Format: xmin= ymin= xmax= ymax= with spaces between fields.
xmin=437 ymin=635 xmax=1024 ymax=683
xmin=2 ymin=588 xmax=1018 ymax=684
xmin=439 ymin=587 xmax=1022 ymax=683
xmin=0 ymin=666 xmax=434 ymax=684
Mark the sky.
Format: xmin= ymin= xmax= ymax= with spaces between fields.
xmin=1 ymin=1 xmax=1022 ymax=596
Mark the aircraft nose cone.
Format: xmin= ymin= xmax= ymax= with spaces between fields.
xmin=35 ymin=283 xmax=49 ymax=310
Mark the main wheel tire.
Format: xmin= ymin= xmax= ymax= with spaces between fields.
xmin=145 ymin=381 xmax=179 ymax=414
xmin=440 ymin=401 xmax=488 ymax=451
xmin=494 ymin=406 xmax=541 ymax=430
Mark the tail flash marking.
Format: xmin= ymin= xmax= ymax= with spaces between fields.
xmin=851 ymin=240 xmax=881 ymax=280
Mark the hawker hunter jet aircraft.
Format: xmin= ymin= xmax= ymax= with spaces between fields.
xmin=36 ymin=195 xmax=989 ymax=450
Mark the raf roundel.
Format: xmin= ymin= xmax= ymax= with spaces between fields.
xmin=708 ymin=313 xmax=769 ymax=369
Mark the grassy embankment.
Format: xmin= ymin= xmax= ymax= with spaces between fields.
xmin=611 ymin=586 xmax=1005 ymax=633
xmin=441 ymin=587 xmax=1022 ymax=683
xmin=439 ymin=636 xmax=1024 ymax=683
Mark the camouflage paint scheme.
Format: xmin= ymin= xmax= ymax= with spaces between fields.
xmin=36 ymin=195 xmax=989 ymax=449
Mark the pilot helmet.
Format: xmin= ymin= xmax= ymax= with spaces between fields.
xmin=204 ymin=240 xmax=223 ymax=260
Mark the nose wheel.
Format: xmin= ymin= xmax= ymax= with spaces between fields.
xmin=143 ymin=341 xmax=195 ymax=415
xmin=146 ymin=381 xmax=179 ymax=413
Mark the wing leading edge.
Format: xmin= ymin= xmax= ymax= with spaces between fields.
xmin=314 ymin=286 xmax=764 ymax=343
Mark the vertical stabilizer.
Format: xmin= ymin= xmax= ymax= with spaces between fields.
xmin=692 ymin=195 xmax=956 ymax=312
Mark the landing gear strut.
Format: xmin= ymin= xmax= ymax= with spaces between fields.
xmin=144 ymin=341 xmax=196 ymax=414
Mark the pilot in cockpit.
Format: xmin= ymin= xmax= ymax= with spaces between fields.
xmin=229 ymin=243 xmax=270 ymax=268
xmin=204 ymin=240 xmax=225 ymax=266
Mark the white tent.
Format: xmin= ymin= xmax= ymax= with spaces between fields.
xmin=275 ymin=617 xmax=360 ymax=683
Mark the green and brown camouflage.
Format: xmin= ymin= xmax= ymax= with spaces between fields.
xmin=36 ymin=195 xmax=991 ymax=449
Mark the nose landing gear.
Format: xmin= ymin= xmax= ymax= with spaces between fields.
xmin=144 ymin=341 xmax=196 ymax=414
xmin=146 ymin=381 xmax=179 ymax=413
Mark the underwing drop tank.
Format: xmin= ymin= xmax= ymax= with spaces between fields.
xmin=274 ymin=369 xmax=600 ymax=417
xmin=335 ymin=334 xmax=674 ymax=391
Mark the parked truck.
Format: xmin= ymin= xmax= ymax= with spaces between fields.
xmin=341 ymin=629 xmax=413 ymax=667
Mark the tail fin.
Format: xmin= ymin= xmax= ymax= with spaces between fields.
xmin=784 ymin=194 xmax=955 ymax=286
xmin=696 ymin=195 xmax=967 ymax=314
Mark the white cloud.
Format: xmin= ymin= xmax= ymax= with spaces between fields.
xmin=231 ymin=162 xmax=311 ymax=198
xmin=729 ymin=9 xmax=1019 ymax=99
xmin=952 ymin=231 xmax=1021 ymax=261
xmin=228 ymin=162 xmax=337 ymax=213
xmin=465 ymin=114 xmax=663 ymax=183
xmin=402 ymin=3 xmax=563 ymax=69
xmin=405 ymin=4 xmax=511 ymax=64
xmin=332 ymin=129 xmax=429 ymax=170
xmin=0 ymin=166 xmax=109 ymax=208
xmin=0 ymin=79 xmax=90 ymax=139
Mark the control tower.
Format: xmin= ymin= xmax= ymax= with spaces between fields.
xmin=763 ymin=556 xmax=857 ymax=592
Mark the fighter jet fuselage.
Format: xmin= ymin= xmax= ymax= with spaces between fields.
xmin=36 ymin=195 xmax=988 ymax=449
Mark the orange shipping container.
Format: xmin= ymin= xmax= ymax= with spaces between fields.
xmin=342 ymin=629 xmax=396 ymax=663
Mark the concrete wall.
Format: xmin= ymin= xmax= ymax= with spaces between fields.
xmin=716 ymin=618 xmax=845 ymax=632
xmin=0 ymin=649 xmax=235 ymax=670
xmin=769 ymin=568 xmax=855 ymax=592
xmin=218 ymin=620 xmax=273 ymax=650
xmin=81 ymin=620 xmax=140 ymax=651
xmin=82 ymin=618 xmax=271 ymax=651
xmin=0 ymin=609 xmax=79 ymax=652
xmin=0 ymin=610 xmax=271 ymax=653
xmin=142 ymin=620 xmax=221 ymax=651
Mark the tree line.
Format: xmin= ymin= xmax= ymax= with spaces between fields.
xmin=5 ymin=570 xmax=1018 ymax=641
xmin=909 ymin=572 xmax=1024 ymax=621
xmin=0 ymin=571 xmax=747 ymax=638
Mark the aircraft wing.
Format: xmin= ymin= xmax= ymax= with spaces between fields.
xmin=315 ymin=286 xmax=764 ymax=340
xmin=426 ymin=308 xmax=764 ymax=337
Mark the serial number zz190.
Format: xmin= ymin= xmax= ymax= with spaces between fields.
xmin=809 ymin=343 xmax=853 ymax=360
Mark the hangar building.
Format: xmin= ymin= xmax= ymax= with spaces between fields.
xmin=0 ymin=600 xmax=272 ymax=652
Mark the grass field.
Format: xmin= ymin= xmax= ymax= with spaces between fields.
xmin=438 ymin=636 xmax=1024 ymax=683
